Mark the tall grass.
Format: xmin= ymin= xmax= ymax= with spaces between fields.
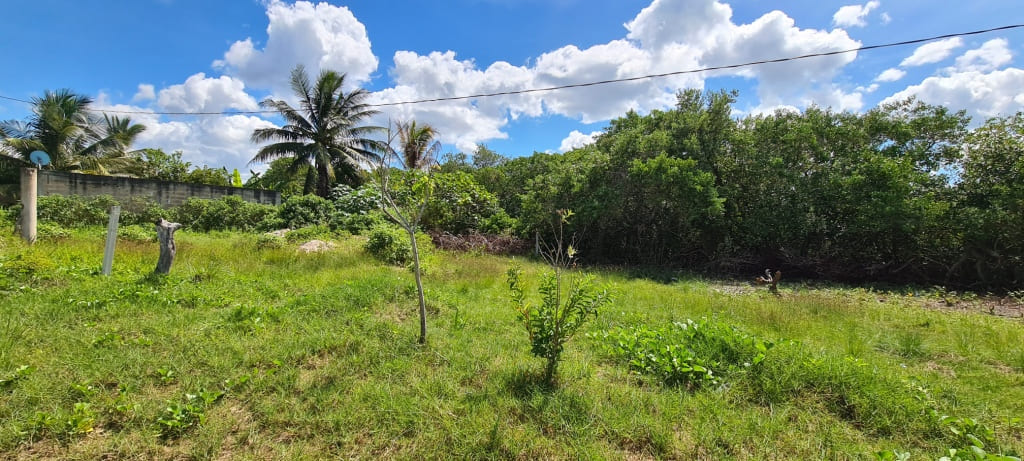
xmin=0 ymin=229 xmax=1022 ymax=459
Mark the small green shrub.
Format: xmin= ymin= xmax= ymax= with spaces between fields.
xmin=507 ymin=264 xmax=611 ymax=385
xmin=330 ymin=209 xmax=385 ymax=234
xmin=332 ymin=184 xmax=381 ymax=215
xmin=279 ymin=194 xmax=332 ymax=229
xmin=156 ymin=390 xmax=221 ymax=439
xmin=120 ymin=196 xmax=165 ymax=226
xmin=423 ymin=171 xmax=502 ymax=234
xmin=117 ymin=224 xmax=155 ymax=242
xmin=605 ymin=319 xmax=774 ymax=389
xmin=365 ymin=225 xmax=413 ymax=265
xmin=285 ymin=225 xmax=333 ymax=243
xmin=36 ymin=222 xmax=71 ymax=240
xmin=479 ymin=209 xmax=518 ymax=235
xmin=258 ymin=214 xmax=287 ymax=232
xmin=173 ymin=195 xmax=276 ymax=232
xmin=875 ymin=415 xmax=1021 ymax=460
xmin=29 ymin=402 xmax=96 ymax=441
xmin=255 ymin=233 xmax=285 ymax=249
xmin=37 ymin=194 xmax=118 ymax=227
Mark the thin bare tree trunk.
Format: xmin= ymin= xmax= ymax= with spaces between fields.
xmin=408 ymin=228 xmax=427 ymax=344
xmin=154 ymin=218 xmax=183 ymax=274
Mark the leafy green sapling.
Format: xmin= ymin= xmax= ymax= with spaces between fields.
xmin=507 ymin=209 xmax=611 ymax=385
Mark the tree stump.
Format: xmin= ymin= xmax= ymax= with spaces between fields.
xmin=154 ymin=218 xmax=183 ymax=275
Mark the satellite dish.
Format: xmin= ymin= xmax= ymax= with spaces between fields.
xmin=29 ymin=151 xmax=51 ymax=167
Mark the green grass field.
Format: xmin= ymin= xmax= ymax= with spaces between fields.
xmin=1 ymin=230 xmax=1022 ymax=460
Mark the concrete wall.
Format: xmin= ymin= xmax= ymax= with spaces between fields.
xmin=36 ymin=170 xmax=280 ymax=206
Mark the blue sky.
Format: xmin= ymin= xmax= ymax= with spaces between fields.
xmin=2 ymin=0 xmax=1023 ymax=174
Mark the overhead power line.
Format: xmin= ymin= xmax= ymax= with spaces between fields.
xmin=1 ymin=24 xmax=1022 ymax=116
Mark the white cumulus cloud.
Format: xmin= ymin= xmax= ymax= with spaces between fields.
xmin=882 ymin=68 xmax=1024 ymax=120
xmin=954 ymin=38 xmax=1013 ymax=73
xmin=875 ymin=68 xmax=906 ymax=82
xmin=900 ymin=37 xmax=963 ymax=67
xmin=156 ymin=73 xmax=259 ymax=113
xmin=832 ymin=1 xmax=880 ymax=28
xmin=132 ymin=84 xmax=155 ymax=102
xmin=374 ymin=0 xmax=861 ymax=150
xmin=559 ymin=130 xmax=602 ymax=152
xmin=214 ymin=0 xmax=378 ymax=94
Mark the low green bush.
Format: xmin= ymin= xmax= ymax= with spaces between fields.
xmin=284 ymin=225 xmax=333 ymax=243
xmin=332 ymin=184 xmax=381 ymax=215
xmin=119 ymin=197 xmax=164 ymax=226
xmin=37 ymin=195 xmax=119 ymax=227
xmin=117 ymin=224 xmax=155 ymax=242
xmin=605 ymin=319 xmax=773 ymax=389
xmin=254 ymin=233 xmax=285 ymax=250
xmin=329 ymin=209 xmax=385 ymax=234
xmin=173 ymin=195 xmax=276 ymax=232
xmin=36 ymin=222 xmax=71 ymax=240
xmin=279 ymin=194 xmax=332 ymax=229
xmin=365 ymin=225 xmax=412 ymax=265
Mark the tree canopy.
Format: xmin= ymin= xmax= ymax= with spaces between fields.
xmin=250 ymin=65 xmax=383 ymax=197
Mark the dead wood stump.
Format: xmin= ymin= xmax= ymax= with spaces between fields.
xmin=154 ymin=218 xmax=183 ymax=275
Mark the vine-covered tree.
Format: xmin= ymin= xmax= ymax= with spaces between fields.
xmin=250 ymin=65 xmax=382 ymax=197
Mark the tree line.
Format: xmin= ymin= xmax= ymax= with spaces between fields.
xmin=463 ymin=91 xmax=1021 ymax=290
xmin=3 ymin=71 xmax=1021 ymax=290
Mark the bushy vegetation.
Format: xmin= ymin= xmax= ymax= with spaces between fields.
xmin=465 ymin=94 xmax=1024 ymax=290
xmin=605 ymin=318 xmax=773 ymax=389
xmin=172 ymin=195 xmax=277 ymax=232
xmin=363 ymin=224 xmax=433 ymax=267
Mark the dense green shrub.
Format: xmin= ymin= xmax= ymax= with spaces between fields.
xmin=117 ymin=224 xmax=155 ymax=242
xmin=119 ymin=197 xmax=165 ymax=226
xmin=332 ymin=184 xmax=381 ymax=215
xmin=254 ymin=233 xmax=285 ymax=250
xmin=36 ymin=222 xmax=71 ymax=240
xmin=423 ymin=171 xmax=502 ymax=234
xmin=605 ymin=319 xmax=773 ymax=389
xmin=330 ymin=184 xmax=384 ymax=234
xmin=478 ymin=209 xmax=518 ymax=235
xmin=173 ymin=195 xmax=276 ymax=232
xmin=279 ymin=194 xmax=332 ymax=229
xmin=329 ymin=210 xmax=384 ymax=234
xmin=365 ymin=225 xmax=412 ymax=265
xmin=284 ymin=225 xmax=333 ymax=243
xmin=37 ymin=195 xmax=119 ymax=227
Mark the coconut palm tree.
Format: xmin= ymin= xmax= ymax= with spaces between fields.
xmin=0 ymin=89 xmax=146 ymax=174
xmin=397 ymin=120 xmax=441 ymax=170
xmin=72 ymin=115 xmax=148 ymax=174
xmin=250 ymin=65 xmax=383 ymax=197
